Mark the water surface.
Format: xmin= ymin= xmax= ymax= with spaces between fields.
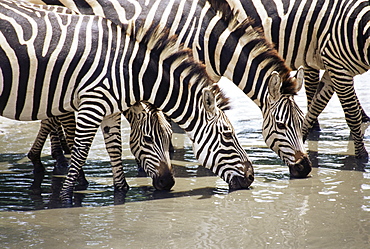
xmin=0 ymin=71 xmax=369 ymax=248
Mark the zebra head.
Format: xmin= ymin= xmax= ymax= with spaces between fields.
xmin=263 ymin=68 xmax=312 ymax=178
xmin=125 ymin=102 xmax=174 ymax=191
xmin=189 ymin=84 xmax=254 ymax=190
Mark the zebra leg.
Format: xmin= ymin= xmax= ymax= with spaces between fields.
xmin=302 ymin=71 xmax=335 ymax=141
xmin=28 ymin=119 xmax=53 ymax=192
xmin=57 ymin=112 xmax=89 ymax=190
xmin=101 ymin=113 xmax=129 ymax=192
xmin=57 ymin=125 xmax=71 ymax=155
xmin=359 ymin=100 xmax=370 ymax=123
xmin=304 ymin=67 xmax=321 ymax=131
xmin=60 ymin=109 xmax=104 ymax=206
xmin=50 ymin=127 xmax=69 ymax=175
xmin=322 ymin=66 xmax=368 ymax=159
xmin=334 ymin=83 xmax=368 ymax=159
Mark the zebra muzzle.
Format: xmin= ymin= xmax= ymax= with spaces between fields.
xmin=289 ymin=155 xmax=312 ymax=178
xmin=152 ymin=162 xmax=175 ymax=191
xmin=228 ymin=161 xmax=254 ymax=190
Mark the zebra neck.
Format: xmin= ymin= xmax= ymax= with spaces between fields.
xmin=204 ymin=22 xmax=286 ymax=109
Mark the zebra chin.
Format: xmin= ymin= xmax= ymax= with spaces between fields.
xmin=288 ymin=155 xmax=312 ymax=178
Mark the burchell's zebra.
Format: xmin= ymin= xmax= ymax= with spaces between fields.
xmin=27 ymin=103 xmax=176 ymax=192
xmin=0 ymin=0 xmax=254 ymax=205
xmin=7 ymin=1 xmax=175 ymax=192
xmin=224 ymin=0 xmax=370 ymax=159
xmin=31 ymin=0 xmax=311 ymax=178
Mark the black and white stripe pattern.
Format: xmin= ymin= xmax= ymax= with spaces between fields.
xmin=124 ymin=102 xmax=174 ymax=189
xmin=32 ymin=0 xmax=311 ymax=177
xmin=0 ymin=0 xmax=253 ymax=204
xmin=27 ymin=104 xmax=176 ymax=192
xmin=225 ymin=0 xmax=370 ymax=158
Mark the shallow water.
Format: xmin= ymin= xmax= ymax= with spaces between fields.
xmin=0 ymin=71 xmax=369 ymax=248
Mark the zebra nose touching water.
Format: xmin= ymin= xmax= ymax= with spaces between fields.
xmin=124 ymin=102 xmax=175 ymax=191
xmin=263 ymin=69 xmax=311 ymax=178
xmin=0 ymin=0 xmax=253 ymax=205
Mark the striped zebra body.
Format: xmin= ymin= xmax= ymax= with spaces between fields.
xmin=225 ymin=0 xmax=370 ymax=158
xmin=33 ymin=0 xmax=311 ymax=177
xmin=0 ymin=0 xmax=253 ymax=205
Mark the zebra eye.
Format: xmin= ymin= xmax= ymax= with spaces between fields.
xmin=277 ymin=122 xmax=286 ymax=130
xmin=143 ymin=135 xmax=153 ymax=143
xmin=224 ymin=132 xmax=233 ymax=139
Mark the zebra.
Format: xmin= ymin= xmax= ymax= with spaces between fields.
xmin=27 ymin=103 xmax=176 ymax=192
xmin=223 ymin=0 xmax=370 ymax=159
xmin=0 ymin=0 xmax=254 ymax=205
xmin=31 ymin=0 xmax=312 ymax=178
xmin=8 ymin=1 xmax=175 ymax=193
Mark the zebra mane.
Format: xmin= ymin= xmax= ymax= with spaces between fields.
xmin=208 ymin=0 xmax=298 ymax=95
xmin=127 ymin=21 xmax=231 ymax=109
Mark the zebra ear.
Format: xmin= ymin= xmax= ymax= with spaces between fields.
xmin=294 ymin=66 xmax=304 ymax=92
xmin=202 ymin=88 xmax=217 ymax=115
xmin=268 ymin=71 xmax=282 ymax=102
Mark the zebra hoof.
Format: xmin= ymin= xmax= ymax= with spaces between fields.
xmin=114 ymin=183 xmax=130 ymax=192
xmin=53 ymin=165 xmax=69 ymax=175
xmin=60 ymin=189 xmax=74 ymax=208
xmin=74 ymin=181 xmax=89 ymax=191
xmin=74 ymin=175 xmax=89 ymax=191
xmin=289 ymin=155 xmax=312 ymax=178
xmin=310 ymin=120 xmax=321 ymax=131
xmin=355 ymin=149 xmax=369 ymax=161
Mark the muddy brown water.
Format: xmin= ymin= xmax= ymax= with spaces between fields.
xmin=0 ymin=72 xmax=369 ymax=248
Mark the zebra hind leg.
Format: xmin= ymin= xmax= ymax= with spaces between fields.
xmin=50 ymin=127 xmax=69 ymax=175
xmin=28 ymin=118 xmax=58 ymax=193
xmin=304 ymin=68 xmax=321 ymax=131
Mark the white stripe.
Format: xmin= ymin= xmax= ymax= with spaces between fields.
xmin=0 ymin=31 xmax=19 ymax=118
xmin=174 ymin=0 xmax=198 ymax=47
xmin=42 ymin=12 xmax=53 ymax=57
xmin=193 ymin=1 xmax=210 ymax=62
xmin=84 ymin=0 xmax=105 ymax=17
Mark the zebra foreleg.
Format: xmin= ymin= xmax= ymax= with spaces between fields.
xmin=57 ymin=113 xmax=89 ymax=190
xmin=60 ymin=109 xmax=105 ymax=206
xmin=101 ymin=113 xmax=129 ymax=192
